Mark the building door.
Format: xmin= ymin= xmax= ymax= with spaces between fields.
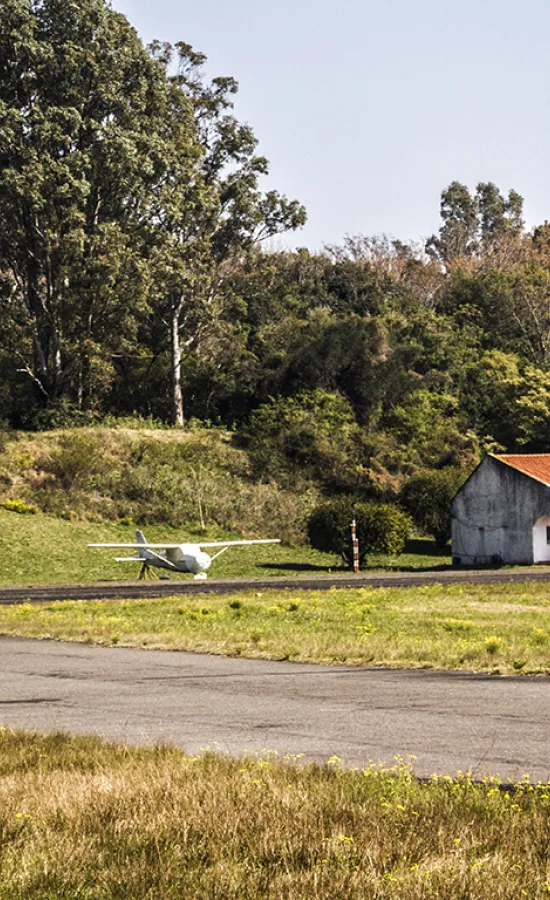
xmin=533 ymin=517 xmax=550 ymax=563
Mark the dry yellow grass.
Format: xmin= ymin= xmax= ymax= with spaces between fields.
xmin=1 ymin=730 xmax=550 ymax=898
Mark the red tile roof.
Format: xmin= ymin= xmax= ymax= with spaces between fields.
xmin=493 ymin=454 xmax=550 ymax=486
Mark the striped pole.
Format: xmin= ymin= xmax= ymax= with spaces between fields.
xmin=351 ymin=510 xmax=360 ymax=573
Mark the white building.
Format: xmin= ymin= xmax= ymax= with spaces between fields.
xmin=452 ymin=454 xmax=550 ymax=565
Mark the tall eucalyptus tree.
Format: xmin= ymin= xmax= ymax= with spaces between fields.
xmin=0 ymin=0 xmax=201 ymax=416
xmin=147 ymin=42 xmax=306 ymax=426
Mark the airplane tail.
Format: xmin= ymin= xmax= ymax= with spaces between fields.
xmin=136 ymin=530 xmax=147 ymax=559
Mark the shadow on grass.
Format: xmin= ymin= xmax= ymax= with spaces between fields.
xmin=258 ymin=560 xmax=454 ymax=576
xmin=364 ymin=563 xmax=455 ymax=573
xmin=404 ymin=538 xmax=450 ymax=557
xmin=258 ymin=562 xmax=348 ymax=574
xmin=260 ymin=560 xmax=506 ymax=576
xmin=258 ymin=539 xmax=506 ymax=576
xmin=258 ymin=540 xmax=451 ymax=575
xmin=260 ymin=539 xmax=453 ymax=575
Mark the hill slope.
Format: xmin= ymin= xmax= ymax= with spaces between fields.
xmin=0 ymin=427 xmax=315 ymax=543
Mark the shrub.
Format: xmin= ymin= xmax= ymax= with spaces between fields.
xmin=399 ymin=468 xmax=465 ymax=547
xmin=0 ymin=425 xmax=12 ymax=456
xmin=307 ymin=498 xmax=411 ymax=567
xmin=25 ymin=398 xmax=95 ymax=431
xmin=484 ymin=635 xmax=504 ymax=655
xmin=99 ymin=413 xmax=169 ymax=430
xmin=1 ymin=498 xmax=38 ymax=514
xmin=42 ymin=431 xmax=115 ymax=490
xmin=243 ymin=390 xmax=365 ymax=489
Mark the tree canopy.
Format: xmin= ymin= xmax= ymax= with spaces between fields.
xmin=1 ymin=0 xmax=550 ymax=508
xmin=0 ymin=0 xmax=305 ymax=425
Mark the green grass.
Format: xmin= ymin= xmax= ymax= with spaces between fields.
xmin=3 ymin=582 xmax=550 ymax=674
xmin=0 ymin=509 xmax=451 ymax=584
xmin=0 ymin=729 xmax=549 ymax=899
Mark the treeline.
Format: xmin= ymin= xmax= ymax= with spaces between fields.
xmin=2 ymin=0 xmax=550 ymax=502
xmin=0 ymin=0 xmax=305 ymax=428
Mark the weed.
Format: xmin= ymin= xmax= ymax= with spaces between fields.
xmin=118 ymin=515 xmax=134 ymax=527
xmin=484 ymin=635 xmax=504 ymax=655
xmin=442 ymin=618 xmax=475 ymax=633
xmin=531 ymin=627 xmax=548 ymax=645
xmin=1 ymin=499 xmax=38 ymax=514
xmin=513 ymin=659 xmax=526 ymax=671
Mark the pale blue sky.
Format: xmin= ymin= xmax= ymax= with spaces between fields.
xmin=114 ymin=0 xmax=549 ymax=251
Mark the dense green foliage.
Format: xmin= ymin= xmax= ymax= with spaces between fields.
xmin=243 ymin=390 xmax=368 ymax=491
xmin=400 ymin=469 xmax=465 ymax=547
xmin=1 ymin=0 xmax=550 ymax=541
xmin=0 ymin=0 xmax=304 ymax=428
xmin=307 ymin=499 xmax=412 ymax=566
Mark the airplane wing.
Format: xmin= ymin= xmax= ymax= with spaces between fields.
xmin=115 ymin=557 xmax=145 ymax=562
xmin=89 ymin=543 xmax=190 ymax=549
xmin=89 ymin=539 xmax=281 ymax=549
xmin=198 ymin=539 xmax=281 ymax=548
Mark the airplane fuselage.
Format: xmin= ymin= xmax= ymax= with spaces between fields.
xmin=141 ymin=544 xmax=212 ymax=575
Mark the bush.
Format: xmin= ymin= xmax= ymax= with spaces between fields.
xmin=307 ymin=499 xmax=411 ymax=568
xmin=243 ymin=390 xmax=365 ymax=490
xmin=399 ymin=469 xmax=465 ymax=547
xmin=24 ymin=399 xmax=95 ymax=431
xmin=42 ymin=431 xmax=115 ymax=490
xmin=1 ymin=498 xmax=38 ymax=514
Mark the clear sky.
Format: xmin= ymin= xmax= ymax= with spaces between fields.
xmin=113 ymin=0 xmax=549 ymax=252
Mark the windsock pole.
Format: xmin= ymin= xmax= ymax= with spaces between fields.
xmin=351 ymin=508 xmax=360 ymax=573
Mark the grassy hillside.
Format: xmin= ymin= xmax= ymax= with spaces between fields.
xmin=0 ymin=425 xmax=315 ymax=543
xmin=0 ymin=425 xmax=452 ymax=583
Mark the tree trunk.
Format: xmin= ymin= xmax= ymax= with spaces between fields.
xmin=171 ymin=300 xmax=184 ymax=428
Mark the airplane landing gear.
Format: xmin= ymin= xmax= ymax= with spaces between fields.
xmin=138 ymin=563 xmax=159 ymax=580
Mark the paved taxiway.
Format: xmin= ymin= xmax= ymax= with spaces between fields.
xmin=2 ymin=565 xmax=550 ymax=604
xmin=1 ymin=635 xmax=549 ymax=781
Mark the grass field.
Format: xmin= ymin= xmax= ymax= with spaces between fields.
xmin=0 ymin=729 xmax=549 ymax=899
xmin=3 ymin=581 xmax=550 ymax=674
xmin=0 ymin=508 xmax=451 ymax=584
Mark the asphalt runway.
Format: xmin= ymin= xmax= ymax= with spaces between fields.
xmin=2 ymin=565 xmax=550 ymax=604
xmin=1 ymin=635 xmax=549 ymax=781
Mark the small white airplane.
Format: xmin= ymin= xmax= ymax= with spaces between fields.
xmin=88 ymin=530 xmax=281 ymax=579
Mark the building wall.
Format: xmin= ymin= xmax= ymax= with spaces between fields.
xmin=451 ymin=456 xmax=550 ymax=565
